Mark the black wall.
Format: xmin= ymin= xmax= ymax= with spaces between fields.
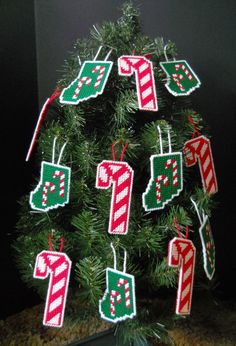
xmin=1 ymin=0 xmax=235 ymax=319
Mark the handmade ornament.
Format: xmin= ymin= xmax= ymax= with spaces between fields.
xmin=160 ymin=60 xmax=201 ymax=96
xmin=167 ymin=223 xmax=196 ymax=315
xmin=60 ymin=46 xmax=113 ymax=105
xmin=33 ymin=236 xmax=71 ymax=327
xmin=30 ymin=139 xmax=71 ymax=211
xmin=96 ymin=141 xmax=133 ymax=235
xmin=183 ymin=135 xmax=218 ymax=194
xmin=118 ymin=55 xmax=158 ymax=111
xmin=191 ymin=199 xmax=215 ymax=280
xmin=99 ymin=244 xmax=136 ymax=323
xmin=142 ymin=126 xmax=183 ymax=211
xmin=25 ymin=88 xmax=61 ymax=161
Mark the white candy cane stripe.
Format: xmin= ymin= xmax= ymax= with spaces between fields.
xmin=165 ymin=159 xmax=178 ymax=186
xmin=33 ymin=251 xmax=71 ymax=327
xmin=53 ymin=170 xmax=65 ymax=197
xmin=175 ymin=64 xmax=193 ymax=81
xmin=172 ymin=73 xmax=185 ymax=91
xmin=72 ymin=76 xmax=92 ymax=99
xmin=184 ymin=136 xmax=218 ymax=194
xmin=118 ymin=56 xmax=158 ymax=111
xmin=118 ymin=278 xmax=131 ymax=308
xmin=156 ymin=175 xmax=168 ymax=202
xmin=168 ymin=238 xmax=196 ymax=315
xmin=92 ymin=65 xmax=105 ymax=89
xmin=42 ymin=182 xmax=55 ymax=206
xmin=110 ymin=290 xmax=121 ymax=316
xmin=96 ymin=161 xmax=133 ymax=235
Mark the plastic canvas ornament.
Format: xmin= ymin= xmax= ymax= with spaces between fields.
xmin=60 ymin=47 xmax=113 ymax=105
xmin=142 ymin=126 xmax=183 ymax=211
xmin=183 ymin=135 xmax=218 ymax=194
xmin=30 ymin=139 xmax=71 ymax=212
xmin=33 ymin=243 xmax=71 ymax=327
xmin=167 ymin=224 xmax=196 ymax=315
xmin=96 ymin=142 xmax=133 ymax=235
xmin=99 ymin=244 xmax=136 ymax=323
xmin=118 ymin=55 xmax=158 ymax=111
xmin=191 ymin=199 xmax=215 ymax=280
xmin=160 ymin=60 xmax=201 ymax=96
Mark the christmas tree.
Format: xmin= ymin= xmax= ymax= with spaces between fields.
xmin=15 ymin=1 xmax=217 ymax=344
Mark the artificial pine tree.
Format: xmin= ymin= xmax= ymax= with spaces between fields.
xmin=15 ymin=1 xmax=217 ymax=344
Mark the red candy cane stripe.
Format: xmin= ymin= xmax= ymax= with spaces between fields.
xmin=175 ymin=64 xmax=193 ymax=81
xmin=168 ymin=238 xmax=196 ymax=315
xmin=96 ymin=161 xmax=133 ymax=235
xmin=73 ymin=76 xmax=92 ymax=99
xmin=183 ymin=136 xmax=218 ymax=194
xmin=92 ymin=65 xmax=105 ymax=88
xmin=33 ymin=251 xmax=71 ymax=327
xmin=165 ymin=159 xmax=178 ymax=186
xmin=110 ymin=290 xmax=121 ymax=316
xmin=172 ymin=73 xmax=185 ymax=91
xmin=118 ymin=278 xmax=131 ymax=308
xmin=42 ymin=182 xmax=55 ymax=206
xmin=118 ymin=56 xmax=158 ymax=111
xmin=156 ymin=175 xmax=169 ymax=202
xmin=53 ymin=170 xmax=65 ymax=197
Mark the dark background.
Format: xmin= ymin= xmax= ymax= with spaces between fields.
xmin=1 ymin=0 xmax=235 ymax=319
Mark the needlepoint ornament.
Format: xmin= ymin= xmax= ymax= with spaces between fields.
xmin=160 ymin=60 xmax=201 ymax=96
xmin=60 ymin=47 xmax=113 ymax=105
xmin=33 ymin=246 xmax=72 ymax=327
xmin=142 ymin=126 xmax=183 ymax=211
xmin=99 ymin=245 xmax=136 ymax=323
xmin=30 ymin=139 xmax=71 ymax=212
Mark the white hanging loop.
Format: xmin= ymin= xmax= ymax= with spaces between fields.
xmin=110 ymin=243 xmax=117 ymax=270
xmin=77 ymin=55 xmax=82 ymax=66
xmin=52 ymin=136 xmax=57 ymax=164
xmin=57 ymin=140 xmax=68 ymax=165
xmin=123 ymin=248 xmax=127 ymax=273
xmin=164 ymin=44 xmax=169 ymax=62
xmin=104 ymin=49 xmax=112 ymax=61
xmin=167 ymin=126 xmax=172 ymax=153
xmin=93 ymin=45 xmax=103 ymax=61
xmin=157 ymin=125 xmax=163 ymax=154
xmin=190 ymin=197 xmax=203 ymax=224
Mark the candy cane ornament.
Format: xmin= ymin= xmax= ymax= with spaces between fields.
xmin=96 ymin=160 xmax=134 ymax=235
xmin=33 ymin=250 xmax=72 ymax=327
xmin=118 ymin=55 xmax=158 ymax=111
xmin=160 ymin=60 xmax=201 ymax=96
xmin=60 ymin=47 xmax=113 ymax=105
xmin=168 ymin=237 xmax=196 ymax=315
xmin=183 ymin=135 xmax=218 ymax=194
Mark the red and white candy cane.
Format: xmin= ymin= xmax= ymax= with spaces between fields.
xmin=73 ymin=76 xmax=92 ymax=99
xmin=93 ymin=65 xmax=105 ymax=88
xmin=118 ymin=55 xmax=158 ymax=111
xmin=42 ymin=182 xmax=55 ymax=206
xmin=156 ymin=175 xmax=168 ymax=202
xmin=183 ymin=135 xmax=218 ymax=194
xmin=33 ymin=250 xmax=71 ymax=327
xmin=110 ymin=290 xmax=122 ymax=316
xmin=96 ymin=161 xmax=134 ymax=235
xmin=168 ymin=237 xmax=196 ymax=315
xmin=118 ymin=278 xmax=131 ymax=308
xmin=53 ymin=170 xmax=65 ymax=197
xmin=172 ymin=73 xmax=185 ymax=91
xmin=165 ymin=158 xmax=178 ymax=186
xmin=175 ymin=64 xmax=193 ymax=81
